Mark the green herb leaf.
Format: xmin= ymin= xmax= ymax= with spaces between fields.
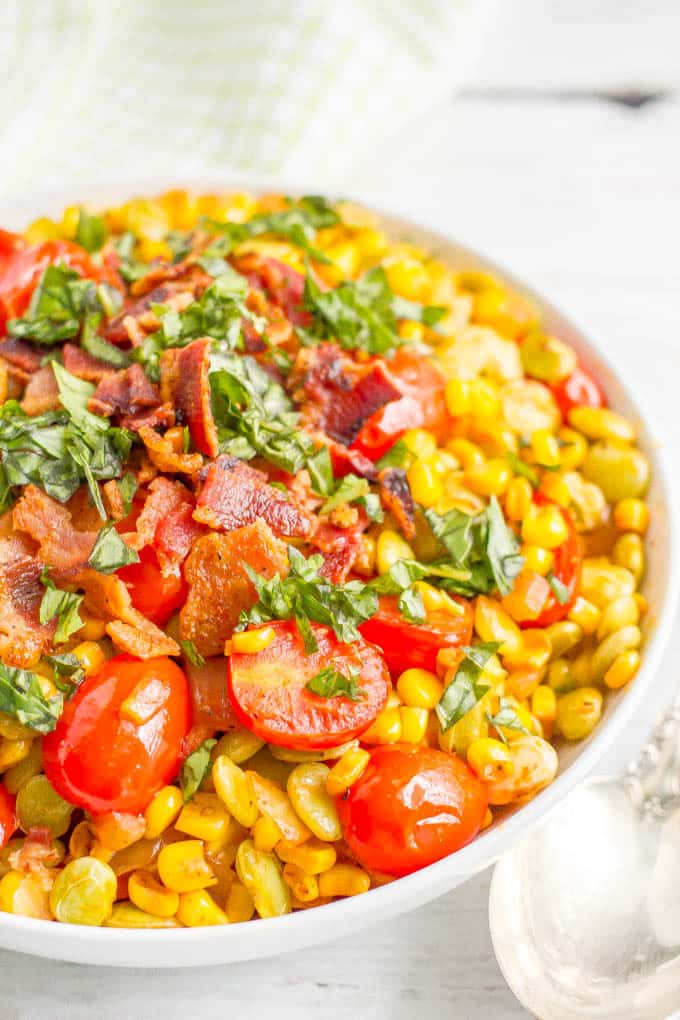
xmin=307 ymin=445 xmax=334 ymax=496
xmin=88 ymin=523 xmax=139 ymax=574
xmin=203 ymin=195 xmax=339 ymax=263
xmin=45 ymin=653 xmax=85 ymax=695
xmin=547 ymin=572 xmax=571 ymax=605
xmin=118 ymin=472 xmax=138 ymax=516
xmin=392 ymin=296 xmax=447 ymax=329
xmin=306 ymin=664 xmax=366 ymax=702
xmin=112 ymin=232 xmax=151 ymax=283
xmin=506 ymin=453 xmax=539 ymax=488
xmin=301 ymin=266 xmax=402 ymax=356
xmin=81 ymin=316 xmax=131 ymax=368
xmin=51 ymin=362 xmax=108 ymax=435
xmin=435 ymin=642 xmax=501 ymax=731
xmin=75 ymin=209 xmax=107 ymax=252
xmin=39 ymin=568 xmax=84 ymax=644
xmin=321 ymin=474 xmax=369 ymax=514
xmin=179 ymin=739 xmax=217 ymax=802
xmin=375 ymin=439 xmax=414 ymax=471
xmin=179 ymin=639 xmax=206 ymax=667
xmin=0 ymin=662 xmax=64 ymax=733
xmin=486 ymin=697 xmax=530 ymax=743
xmin=7 ymin=263 xmax=118 ymax=345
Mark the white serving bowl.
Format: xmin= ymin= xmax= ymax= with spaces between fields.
xmin=0 ymin=177 xmax=677 ymax=967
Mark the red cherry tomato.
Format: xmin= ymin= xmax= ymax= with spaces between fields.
xmin=551 ymin=366 xmax=605 ymax=419
xmin=351 ymin=349 xmax=450 ymax=461
xmin=0 ymin=786 xmax=17 ymax=848
xmin=43 ymin=655 xmax=191 ymax=814
xmin=337 ymin=744 xmax=488 ymax=876
xmin=523 ymin=494 xmax=582 ymax=629
xmin=117 ymin=546 xmax=187 ymax=627
xmin=359 ymin=595 xmax=473 ymax=675
xmin=228 ymin=620 xmax=391 ymax=750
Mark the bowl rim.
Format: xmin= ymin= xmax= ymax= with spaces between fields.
xmin=1 ymin=172 xmax=677 ymax=966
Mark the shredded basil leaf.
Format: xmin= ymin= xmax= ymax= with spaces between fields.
xmin=39 ymin=568 xmax=84 ymax=644
xmin=87 ymin=523 xmax=139 ymax=574
xmin=0 ymin=662 xmax=64 ymax=734
xmin=179 ymin=640 xmax=206 ymax=667
xmin=375 ymin=439 xmax=414 ymax=471
xmin=486 ymin=697 xmax=530 ymax=743
xmin=301 ymin=266 xmax=402 ymax=356
xmin=547 ymin=572 xmax=571 ymax=605
xmin=75 ymin=209 xmax=107 ymax=252
xmin=179 ymin=739 xmax=217 ymax=802
xmin=435 ymin=642 xmax=501 ymax=731
xmin=506 ymin=453 xmax=539 ymax=488
xmin=7 ymin=264 xmax=120 ymax=345
xmin=306 ymin=664 xmax=366 ymax=702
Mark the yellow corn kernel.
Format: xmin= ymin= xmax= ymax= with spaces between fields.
xmin=568 ymin=406 xmax=636 ymax=443
xmin=120 ymin=676 xmax=171 ymax=726
xmin=276 ymin=839 xmax=337 ymax=875
xmin=522 ymin=504 xmax=569 ymax=549
xmin=604 ymin=650 xmax=641 ymax=690
xmin=402 ymin=428 xmax=437 ymax=460
xmin=176 ymin=792 xmax=231 ymax=843
xmin=596 ymin=595 xmax=639 ymax=641
xmin=634 ymin=592 xmax=649 ymax=616
xmin=77 ymin=612 xmax=108 ymax=641
xmin=0 ymin=871 xmax=51 ymax=919
xmin=282 ymin=862 xmax=319 ymax=902
xmin=557 ymin=427 xmax=588 ymax=469
xmin=376 ymin=529 xmax=415 ymax=575
xmin=396 ymin=668 xmax=444 ymax=710
xmin=3 ymin=739 xmax=42 ymax=794
xmin=353 ymin=533 xmax=377 ymax=576
xmin=231 ymin=626 xmax=276 ymax=655
xmin=502 ymin=630 xmax=552 ymax=673
xmin=538 ymin=472 xmax=572 ymax=508
xmin=467 ymin=738 xmax=513 ymax=782
xmin=71 ymin=641 xmax=105 ymax=677
xmin=567 ymin=596 xmax=601 ymax=635
xmin=531 ymin=429 xmax=560 ymax=468
xmin=252 ymin=814 xmax=281 ymax=853
xmin=177 ymin=889 xmax=228 ymax=927
xmin=474 ymin=596 xmax=521 ymax=655
xmin=359 ymin=707 xmax=402 ymax=745
xmin=354 ymin=226 xmax=386 ymax=257
xmin=445 ymin=378 xmax=473 ymax=417
xmin=446 ymin=437 xmax=486 ymax=470
xmin=612 ymin=533 xmax=645 ymax=583
xmin=464 ymin=458 xmax=512 ymax=497
xmin=144 ymin=786 xmax=183 ymax=839
xmin=590 ymin=625 xmax=641 ymax=684
xmin=504 ymin=476 xmax=533 ymax=522
xmin=386 ymin=689 xmax=402 ymax=710
xmin=318 ymin=864 xmax=371 ymax=898
xmin=570 ymin=651 xmax=593 ymax=688
xmin=521 ymin=544 xmax=554 ymax=576
xmin=128 ymin=870 xmax=179 ymax=918
xmin=497 ymin=697 xmax=536 ymax=740
xmin=531 ymin=685 xmax=557 ymax=726
xmin=157 ymin=840 xmax=217 ymax=894
xmin=226 ymin=880 xmax=255 ymax=923
xmin=545 ymin=621 xmax=583 ymax=658
xmin=399 ymin=706 xmax=429 ymax=743
xmin=25 ymin=217 xmax=62 ymax=244
xmin=384 ymin=256 xmax=429 ymax=301
xmin=481 ymin=808 xmax=494 ymax=831
xmin=325 ymin=241 xmax=360 ymax=279
xmin=398 ymin=320 xmax=425 ymax=342
xmin=613 ymin=498 xmax=649 ymax=534
xmin=325 ymin=747 xmax=370 ymax=797
xmin=547 ymin=658 xmax=573 ymax=693
xmin=407 ymin=456 xmax=445 ymax=507
xmin=212 ymin=756 xmax=259 ymax=828
xmin=580 ymin=560 xmax=636 ymax=608
xmin=0 ymin=738 xmax=32 ymax=772
xmin=505 ymin=667 xmax=543 ymax=700
xmin=556 ymin=688 xmax=603 ymax=741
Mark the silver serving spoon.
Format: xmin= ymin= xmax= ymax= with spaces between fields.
xmin=489 ymin=693 xmax=680 ymax=1020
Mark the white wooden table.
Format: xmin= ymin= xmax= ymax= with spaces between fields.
xmin=2 ymin=3 xmax=679 ymax=1017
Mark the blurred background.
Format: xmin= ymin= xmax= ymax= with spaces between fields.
xmin=2 ymin=1 xmax=679 ymax=1017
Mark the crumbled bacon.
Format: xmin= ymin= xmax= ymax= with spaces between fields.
xmin=194 ymin=455 xmax=312 ymax=537
xmin=137 ymin=425 xmax=203 ymax=475
xmin=76 ymin=568 xmax=179 ymax=659
xmin=88 ymin=364 xmax=161 ymax=419
xmin=12 ymin=485 xmax=97 ymax=572
xmin=378 ymin=467 xmax=416 ymax=540
xmin=183 ymin=656 xmax=238 ymax=735
xmin=180 ymin=522 xmax=288 ymax=657
xmin=125 ymin=477 xmax=192 ymax=550
xmin=103 ymin=265 xmax=210 ymax=346
xmin=312 ymin=517 xmax=368 ymax=583
xmin=0 ymin=526 xmax=56 ymax=668
xmin=160 ymin=337 xmax=219 ymax=457
xmin=155 ymin=503 xmax=205 ymax=577
xmin=234 ymin=254 xmax=310 ymax=327
xmin=123 ymin=476 xmax=202 ymax=576
xmin=120 ymin=402 xmax=176 ymax=432
xmin=20 ymin=366 xmax=60 ymax=416
xmin=62 ymin=343 xmax=115 ymax=383
xmin=0 ymin=338 xmax=42 ymax=380
xmin=103 ymin=480 xmax=125 ymax=521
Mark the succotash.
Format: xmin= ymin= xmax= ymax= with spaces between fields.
xmin=0 ymin=192 xmax=649 ymax=927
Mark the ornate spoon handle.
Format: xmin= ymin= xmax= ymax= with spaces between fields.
xmin=625 ymin=690 xmax=680 ymax=817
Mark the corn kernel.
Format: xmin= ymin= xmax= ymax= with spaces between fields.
xmin=120 ymin=676 xmax=171 ymax=725
xmin=481 ymin=808 xmax=494 ymax=831
xmin=25 ymin=217 xmax=62 ymax=244
xmin=464 ymin=458 xmax=512 ymax=497
xmin=276 ymin=839 xmax=337 ymax=874
xmin=376 ymin=529 xmax=414 ymax=575
xmin=231 ymin=626 xmax=276 ymax=654
xmin=613 ymin=498 xmax=649 ymax=534
xmin=226 ymin=880 xmax=255 ymax=923
xmin=531 ymin=685 xmax=557 ymax=726
xmin=177 ymin=889 xmax=228 ymax=927
xmin=128 ymin=870 xmax=179 ymax=918
xmin=556 ymin=687 xmax=603 ymax=741
xmin=157 ymin=840 xmax=217 ymax=894
xmin=557 ymin=427 xmax=588 ymax=469
xmin=325 ymin=241 xmax=360 ymax=279
xmin=612 ymin=533 xmax=645 ymax=582
xmin=407 ymin=456 xmax=445 ymax=506
xmin=445 ymin=378 xmax=473 ymax=417
xmin=252 ymin=814 xmax=281 ymax=853
xmin=384 ymin=256 xmax=429 ymax=301
xmin=474 ymin=596 xmax=521 ymax=653
xmin=176 ymin=792 xmax=231 ymax=842
xmin=567 ymin=596 xmax=601 ymax=634
xmin=399 ymin=706 xmax=429 ymax=743
xmin=467 ymin=737 xmax=513 ymax=781
xmin=283 ymin=862 xmax=319 ymax=902
xmin=522 ymin=505 xmax=568 ymax=549
xmin=353 ymin=534 xmax=377 ymax=576
xmin=212 ymin=756 xmax=259 ymax=828
xmin=386 ymin=689 xmax=402 ymax=710
xmin=402 ymin=428 xmax=437 ymax=460
xmin=502 ymin=631 xmax=552 ymax=672
xmin=531 ymin=429 xmax=560 ymax=468
xmin=318 ymin=864 xmax=371 ymax=898
xmin=446 ymin=437 xmax=485 ymax=470
xmin=633 ymin=592 xmax=648 ymax=616
xmin=360 ymin=707 xmax=402 ymax=745
xmin=505 ymin=667 xmax=542 ymax=700
xmin=0 ymin=738 xmax=32 ymax=772
xmin=538 ymin=472 xmax=572 ymax=507
xmin=77 ymin=612 xmax=108 ymax=641
xmin=547 ymin=658 xmax=573 ymax=693
xmin=545 ymin=621 xmax=583 ymax=657
xmin=71 ymin=641 xmax=105 ymax=677
xmin=568 ymin=406 xmax=636 ymax=443
xmin=504 ymin=476 xmax=533 ymax=522
xmin=522 ymin=544 xmax=554 ymax=576
xmin=604 ymin=650 xmax=641 ymax=690
xmin=596 ymin=595 xmax=639 ymax=641
xmin=325 ymin=747 xmax=371 ymax=797
xmin=581 ymin=561 xmax=635 ymax=608
xmin=396 ymin=668 xmax=444 ymax=710
xmin=144 ymin=786 xmax=183 ymax=839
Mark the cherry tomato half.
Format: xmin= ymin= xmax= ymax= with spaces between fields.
xmin=43 ymin=655 xmax=191 ymax=815
xmin=117 ymin=545 xmax=187 ymax=627
xmin=551 ymin=365 xmax=605 ymax=419
xmin=0 ymin=786 xmax=17 ymax=848
xmin=351 ymin=349 xmax=450 ymax=461
xmin=523 ymin=494 xmax=582 ymax=629
xmin=337 ymin=744 xmax=488 ymax=876
xmin=228 ymin=620 xmax=391 ymax=750
xmin=359 ymin=596 xmax=473 ymax=676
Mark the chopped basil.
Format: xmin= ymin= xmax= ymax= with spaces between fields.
xmin=486 ymin=697 xmax=530 ymax=742
xmin=301 ymin=266 xmax=402 ymax=356
xmin=75 ymin=209 xmax=107 ymax=252
xmin=392 ymin=296 xmax=447 ymax=329
xmin=547 ymin=572 xmax=571 ymax=605
xmin=375 ymin=439 xmax=414 ymax=472
xmin=81 ymin=316 xmax=131 ymax=368
xmin=179 ymin=739 xmax=217 ymax=802
xmin=87 ymin=523 xmax=139 ymax=574
xmin=321 ymin=474 xmax=369 ymax=514
xmin=8 ymin=264 xmax=120 ymax=345
xmin=118 ymin=472 xmax=138 ymax=516
xmin=112 ymin=232 xmax=151 ymax=283
xmin=203 ymin=195 xmax=339 ymax=263
xmin=306 ymin=665 xmax=366 ymax=702
xmin=39 ymin=568 xmax=84 ymax=644
xmin=435 ymin=642 xmax=501 ymax=731
xmin=307 ymin=445 xmax=334 ymax=496
xmin=0 ymin=662 xmax=64 ymax=734
xmin=506 ymin=452 xmax=539 ymax=488
xmin=179 ymin=639 xmax=206 ymax=667
xmin=45 ymin=653 xmax=85 ymax=694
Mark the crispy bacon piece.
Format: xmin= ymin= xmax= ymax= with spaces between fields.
xmin=313 ymin=432 xmax=378 ymax=481
xmin=137 ymin=425 xmax=203 ymax=475
xmin=183 ymin=656 xmax=238 ymax=736
xmin=242 ymin=287 xmax=295 ymax=351
xmin=88 ymin=364 xmax=161 ymax=419
xmin=194 ymin=455 xmax=312 ymax=537
xmin=12 ymin=486 xmax=97 ymax=572
xmin=291 ymin=343 xmax=402 ymax=445
xmin=62 ymin=343 xmax=115 ymax=383
xmin=123 ymin=476 xmax=202 ymax=576
xmin=120 ymin=403 xmax=176 ymax=432
xmin=312 ymin=518 xmax=368 ymax=584
xmin=125 ymin=477 xmax=192 ymax=550
xmin=160 ymin=337 xmax=219 ymax=457
xmin=0 ymin=524 xmax=56 ymax=668
xmin=234 ymin=254 xmax=310 ymax=327
xmin=378 ymin=467 xmax=416 ymax=540
xmin=0 ymin=338 xmax=42 ymax=381
xmin=129 ymin=261 xmax=212 ymax=299
xmin=76 ymin=568 xmax=179 ymax=659
xmin=20 ymin=366 xmax=60 ymax=416
xmin=180 ymin=521 xmax=288 ymax=657
xmin=103 ymin=480 xmax=125 ymax=521
xmin=155 ymin=503 xmax=205 ymax=578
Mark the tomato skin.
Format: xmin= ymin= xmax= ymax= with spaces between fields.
xmin=42 ymin=655 xmax=191 ymax=815
xmin=522 ymin=494 xmax=582 ymax=629
xmin=359 ymin=596 xmax=473 ymax=675
xmin=228 ymin=621 xmax=391 ymax=750
xmin=117 ymin=546 xmax=187 ymax=627
xmin=551 ymin=366 xmax=605 ymax=419
xmin=337 ymin=744 xmax=488 ymax=876
xmin=0 ymin=786 xmax=17 ymax=848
